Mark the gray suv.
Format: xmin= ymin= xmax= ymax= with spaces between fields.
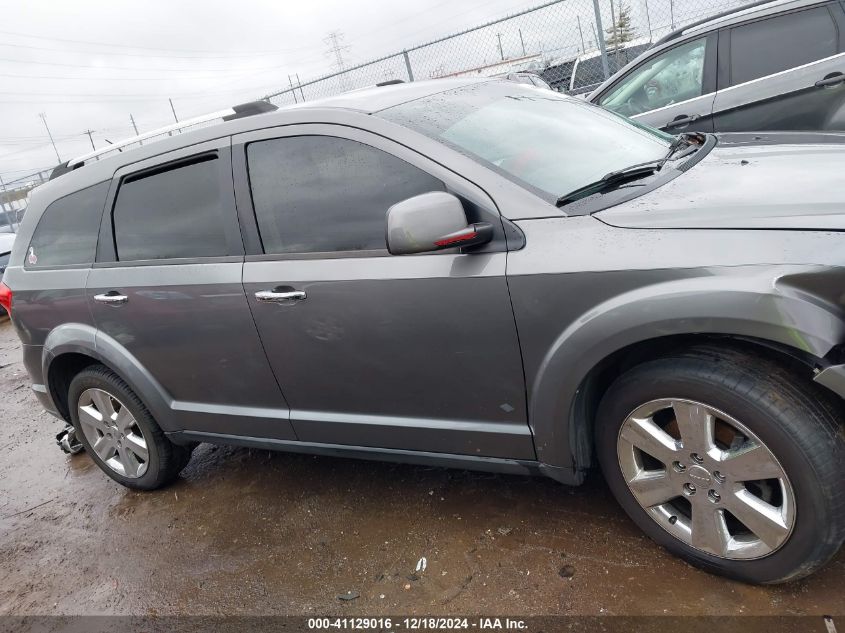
xmin=589 ymin=0 xmax=845 ymax=133
xmin=2 ymin=79 xmax=845 ymax=585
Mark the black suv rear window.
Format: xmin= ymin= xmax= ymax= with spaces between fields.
xmin=112 ymin=155 xmax=235 ymax=261
xmin=27 ymin=181 xmax=108 ymax=268
xmin=729 ymin=6 xmax=839 ymax=86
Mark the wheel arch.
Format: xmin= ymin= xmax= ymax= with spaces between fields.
xmin=529 ymin=278 xmax=845 ymax=480
xmin=43 ymin=324 xmax=175 ymax=430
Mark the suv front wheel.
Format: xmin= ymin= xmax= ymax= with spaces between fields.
xmin=595 ymin=345 xmax=845 ymax=584
xmin=68 ymin=365 xmax=192 ymax=490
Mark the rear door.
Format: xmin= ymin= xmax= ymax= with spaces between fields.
xmin=711 ymin=2 xmax=845 ymax=131
xmin=87 ymin=139 xmax=295 ymax=440
xmin=594 ymin=34 xmax=718 ymax=133
xmin=232 ymin=125 xmax=533 ymax=459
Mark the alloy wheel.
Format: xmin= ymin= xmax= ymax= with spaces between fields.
xmin=617 ymin=398 xmax=795 ymax=559
xmin=77 ymin=388 xmax=149 ymax=478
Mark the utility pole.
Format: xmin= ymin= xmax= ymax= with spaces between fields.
xmin=670 ymin=0 xmax=675 ymax=29
xmin=518 ymin=29 xmax=526 ymax=56
xmin=84 ymin=129 xmax=96 ymax=151
xmin=643 ymin=0 xmax=653 ymax=41
xmin=577 ymin=15 xmax=586 ymax=52
xmin=129 ymin=114 xmax=142 ymax=145
xmin=38 ymin=113 xmax=62 ymax=163
xmin=296 ymin=73 xmax=306 ymax=100
xmin=288 ymin=75 xmax=299 ymax=104
xmin=169 ymin=98 xmax=179 ymax=124
xmin=496 ymin=33 xmax=504 ymax=61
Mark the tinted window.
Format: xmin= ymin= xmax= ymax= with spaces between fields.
xmin=247 ymin=136 xmax=444 ymax=255
xmin=27 ymin=181 xmax=108 ymax=268
xmin=729 ymin=7 xmax=838 ymax=86
xmin=113 ymin=155 xmax=234 ymax=261
xmin=0 ymin=252 xmax=10 ymax=272
xmin=600 ymin=38 xmax=707 ymax=116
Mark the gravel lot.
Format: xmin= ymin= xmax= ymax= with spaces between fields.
xmin=0 ymin=317 xmax=843 ymax=618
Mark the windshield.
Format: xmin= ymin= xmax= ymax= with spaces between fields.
xmin=378 ymin=81 xmax=672 ymax=202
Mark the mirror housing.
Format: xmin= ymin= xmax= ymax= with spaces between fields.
xmin=386 ymin=191 xmax=493 ymax=255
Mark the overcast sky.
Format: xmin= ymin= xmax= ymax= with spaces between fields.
xmin=0 ymin=0 xmax=562 ymax=183
xmin=0 ymin=0 xmax=733 ymax=185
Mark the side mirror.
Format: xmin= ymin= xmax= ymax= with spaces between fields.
xmin=386 ymin=191 xmax=493 ymax=255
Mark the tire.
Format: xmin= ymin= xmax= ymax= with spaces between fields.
xmin=595 ymin=344 xmax=845 ymax=584
xmin=68 ymin=364 xmax=192 ymax=490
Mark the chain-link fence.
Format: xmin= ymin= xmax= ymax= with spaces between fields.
xmin=264 ymin=0 xmax=750 ymax=107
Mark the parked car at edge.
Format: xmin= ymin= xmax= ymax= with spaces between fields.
xmin=3 ymin=79 xmax=845 ymax=585
xmin=542 ymin=39 xmax=652 ymax=95
xmin=588 ymin=0 xmax=845 ymax=132
xmin=0 ymin=233 xmax=13 ymax=316
xmin=493 ymin=71 xmax=553 ymax=90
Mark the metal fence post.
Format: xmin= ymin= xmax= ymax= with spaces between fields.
xmin=592 ymin=0 xmax=611 ymax=80
xmin=403 ymin=50 xmax=414 ymax=82
xmin=0 ymin=175 xmax=13 ymax=234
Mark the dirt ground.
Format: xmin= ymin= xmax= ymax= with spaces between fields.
xmin=0 ymin=318 xmax=843 ymax=618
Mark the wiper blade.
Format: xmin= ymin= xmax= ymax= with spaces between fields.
xmin=556 ymin=162 xmax=661 ymax=207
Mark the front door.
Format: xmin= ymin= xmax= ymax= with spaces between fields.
xmin=233 ymin=126 xmax=533 ymax=459
xmin=87 ymin=139 xmax=295 ymax=440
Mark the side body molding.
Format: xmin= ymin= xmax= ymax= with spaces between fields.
xmin=517 ymin=270 xmax=845 ymax=479
xmin=42 ymin=323 xmax=175 ymax=431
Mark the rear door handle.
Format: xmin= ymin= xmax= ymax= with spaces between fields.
xmin=255 ymin=288 xmax=307 ymax=303
xmin=815 ymin=73 xmax=845 ymax=88
xmin=94 ymin=291 xmax=128 ymax=306
xmin=665 ymin=114 xmax=700 ymax=129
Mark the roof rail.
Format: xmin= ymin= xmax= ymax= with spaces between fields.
xmin=66 ymin=100 xmax=278 ymax=169
xmin=655 ymin=0 xmax=778 ymax=45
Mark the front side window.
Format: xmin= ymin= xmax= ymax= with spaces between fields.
xmin=247 ymin=136 xmax=444 ymax=255
xmin=112 ymin=155 xmax=233 ymax=262
xmin=27 ymin=181 xmax=109 ymax=268
xmin=600 ymin=38 xmax=707 ymax=116
xmin=379 ymin=82 xmax=671 ymax=202
xmin=729 ymin=7 xmax=838 ymax=86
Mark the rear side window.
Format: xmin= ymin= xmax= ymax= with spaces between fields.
xmin=247 ymin=136 xmax=444 ymax=255
xmin=27 ymin=181 xmax=108 ymax=268
xmin=729 ymin=6 xmax=839 ymax=86
xmin=112 ymin=155 xmax=234 ymax=261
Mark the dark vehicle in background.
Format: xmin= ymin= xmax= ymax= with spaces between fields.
xmin=588 ymin=0 xmax=845 ymax=132
xmin=3 ymin=79 xmax=845 ymax=585
xmin=541 ymin=40 xmax=651 ymax=94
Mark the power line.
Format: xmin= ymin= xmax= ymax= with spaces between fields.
xmin=0 ymin=55 xmax=293 ymax=73
xmin=0 ymin=39 xmax=325 ymax=60
xmin=0 ymin=28 xmax=326 ymax=56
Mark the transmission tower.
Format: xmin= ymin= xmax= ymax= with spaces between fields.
xmin=324 ymin=30 xmax=352 ymax=89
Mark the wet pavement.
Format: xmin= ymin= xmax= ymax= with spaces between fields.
xmin=0 ymin=318 xmax=843 ymax=617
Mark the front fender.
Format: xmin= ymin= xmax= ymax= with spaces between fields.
xmin=42 ymin=323 xmax=175 ymax=431
xmin=527 ymin=268 xmax=845 ymax=472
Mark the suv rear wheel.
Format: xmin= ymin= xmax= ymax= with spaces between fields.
xmin=595 ymin=345 xmax=845 ymax=583
xmin=68 ymin=365 xmax=192 ymax=490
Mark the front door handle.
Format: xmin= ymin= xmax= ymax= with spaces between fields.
xmin=665 ymin=114 xmax=700 ymax=129
xmin=94 ymin=291 xmax=128 ymax=306
xmin=255 ymin=288 xmax=307 ymax=304
xmin=815 ymin=73 xmax=845 ymax=88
